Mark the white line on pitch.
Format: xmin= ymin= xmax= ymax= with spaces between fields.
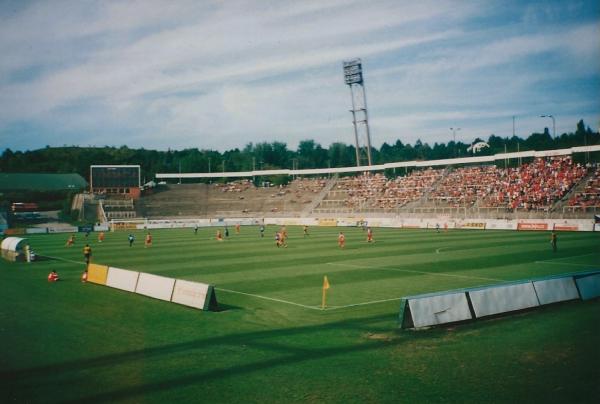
xmin=326 ymin=262 xmax=502 ymax=282
xmin=326 ymin=297 xmax=404 ymax=311
xmin=534 ymin=261 xmax=596 ymax=267
xmin=38 ymin=254 xmax=86 ymax=265
xmin=535 ymin=253 xmax=599 ymax=262
xmin=215 ymin=287 xmax=322 ymax=311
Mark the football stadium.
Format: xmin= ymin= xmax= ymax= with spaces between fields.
xmin=2 ymin=146 xmax=600 ymax=403
xmin=2 ymin=2 xmax=600 ymax=403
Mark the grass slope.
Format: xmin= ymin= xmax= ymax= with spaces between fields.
xmin=1 ymin=226 xmax=599 ymax=403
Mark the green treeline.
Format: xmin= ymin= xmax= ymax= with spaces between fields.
xmin=1 ymin=120 xmax=598 ymax=182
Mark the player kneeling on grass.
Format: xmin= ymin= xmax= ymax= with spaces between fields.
xmin=338 ymin=232 xmax=346 ymax=249
xmin=47 ymin=270 xmax=59 ymax=282
xmin=216 ymin=230 xmax=223 ymax=241
xmin=145 ymin=233 xmax=152 ymax=248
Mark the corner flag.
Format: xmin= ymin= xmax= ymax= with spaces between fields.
xmin=322 ymin=276 xmax=330 ymax=309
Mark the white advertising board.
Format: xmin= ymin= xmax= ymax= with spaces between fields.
xmin=135 ymin=273 xmax=176 ymax=302
xmin=171 ymin=279 xmax=211 ymax=310
xmin=25 ymin=228 xmax=48 ymax=234
xmin=575 ymin=273 xmax=600 ymax=300
xmin=408 ymin=292 xmax=472 ymax=328
xmin=106 ymin=267 xmax=140 ymax=292
xmin=469 ymin=282 xmax=539 ymax=318
xmin=533 ymin=277 xmax=580 ymax=305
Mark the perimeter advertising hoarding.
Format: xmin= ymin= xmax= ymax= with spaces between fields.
xmin=517 ymin=223 xmax=548 ymax=231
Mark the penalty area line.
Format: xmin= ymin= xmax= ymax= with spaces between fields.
xmin=215 ymin=287 xmax=322 ymax=311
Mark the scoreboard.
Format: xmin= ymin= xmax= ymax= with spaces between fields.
xmin=90 ymin=165 xmax=141 ymax=198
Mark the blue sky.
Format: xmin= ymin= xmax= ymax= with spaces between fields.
xmin=0 ymin=0 xmax=599 ymax=152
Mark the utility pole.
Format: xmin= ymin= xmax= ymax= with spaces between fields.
xmin=450 ymin=127 xmax=461 ymax=158
xmin=540 ymin=114 xmax=556 ymax=139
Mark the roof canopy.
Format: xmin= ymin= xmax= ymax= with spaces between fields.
xmin=1 ymin=237 xmax=27 ymax=252
xmin=0 ymin=173 xmax=87 ymax=191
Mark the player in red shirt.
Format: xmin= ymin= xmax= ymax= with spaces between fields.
xmin=47 ymin=270 xmax=59 ymax=282
xmin=367 ymin=227 xmax=373 ymax=243
xmin=338 ymin=232 xmax=346 ymax=249
xmin=145 ymin=233 xmax=153 ymax=248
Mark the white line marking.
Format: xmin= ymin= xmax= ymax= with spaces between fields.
xmin=215 ymin=287 xmax=322 ymax=311
xmin=534 ymin=261 xmax=595 ymax=267
xmin=534 ymin=253 xmax=599 ymax=263
xmin=327 ymin=262 xmax=502 ymax=282
xmin=38 ymin=254 xmax=85 ymax=265
xmin=325 ymin=296 xmax=404 ymax=310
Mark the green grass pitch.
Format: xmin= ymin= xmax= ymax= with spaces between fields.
xmin=1 ymin=226 xmax=599 ymax=403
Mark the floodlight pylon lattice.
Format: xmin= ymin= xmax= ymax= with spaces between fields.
xmin=343 ymin=58 xmax=373 ymax=167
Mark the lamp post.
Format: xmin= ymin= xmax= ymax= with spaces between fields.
xmin=540 ymin=115 xmax=555 ymax=139
xmin=450 ymin=127 xmax=461 ymax=158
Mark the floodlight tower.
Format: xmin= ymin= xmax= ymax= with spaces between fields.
xmin=343 ymin=59 xmax=373 ymax=167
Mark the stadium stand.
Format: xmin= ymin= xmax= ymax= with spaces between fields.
xmin=137 ymin=178 xmax=329 ymax=218
xmin=479 ymin=156 xmax=587 ymax=211
xmin=566 ymin=165 xmax=600 ymax=212
xmin=314 ymin=169 xmax=444 ymax=214
xmin=127 ymin=157 xmax=594 ymax=220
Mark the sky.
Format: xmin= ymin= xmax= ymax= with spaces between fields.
xmin=0 ymin=0 xmax=599 ymax=153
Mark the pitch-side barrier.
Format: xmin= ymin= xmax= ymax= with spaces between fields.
xmin=399 ymin=269 xmax=600 ymax=329
xmin=86 ymin=263 xmax=218 ymax=311
xmin=107 ymin=217 xmax=597 ymax=232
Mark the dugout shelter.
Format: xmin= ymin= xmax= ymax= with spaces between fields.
xmin=1 ymin=237 xmax=29 ymax=262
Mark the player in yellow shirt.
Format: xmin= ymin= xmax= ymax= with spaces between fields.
xmin=83 ymin=244 xmax=92 ymax=265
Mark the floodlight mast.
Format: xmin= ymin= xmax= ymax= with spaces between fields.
xmin=343 ymin=59 xmax=373 ymax=167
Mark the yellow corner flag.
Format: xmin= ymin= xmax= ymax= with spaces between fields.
xmin=322 ymin=276 xmax=330 ymax=309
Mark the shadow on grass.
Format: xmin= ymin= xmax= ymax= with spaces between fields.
xmin=2 ymin=312 xmax=409 ymax=402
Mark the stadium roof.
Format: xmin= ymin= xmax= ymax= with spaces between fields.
xmin=0 ymin=173 xmax=87 ymax=191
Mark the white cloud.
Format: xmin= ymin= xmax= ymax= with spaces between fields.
xmin=0 ymin=0 xmax=598 ymax=152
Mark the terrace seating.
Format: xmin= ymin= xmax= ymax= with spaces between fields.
xmin=316 ymin=169 xmax=443 ymax=212
xmin=480 ymin=157 xmax=587 ymax=211
xmin=566 ymin=167 xmax=600 ymax=210
xmin=138 ymin=178 xmax=328 ymax=218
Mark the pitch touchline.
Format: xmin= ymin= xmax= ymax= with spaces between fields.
xmin=215 ymin=287 xmax=322 ymax=311
xmin=326 ymin=262 xmax=502 ymax=282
